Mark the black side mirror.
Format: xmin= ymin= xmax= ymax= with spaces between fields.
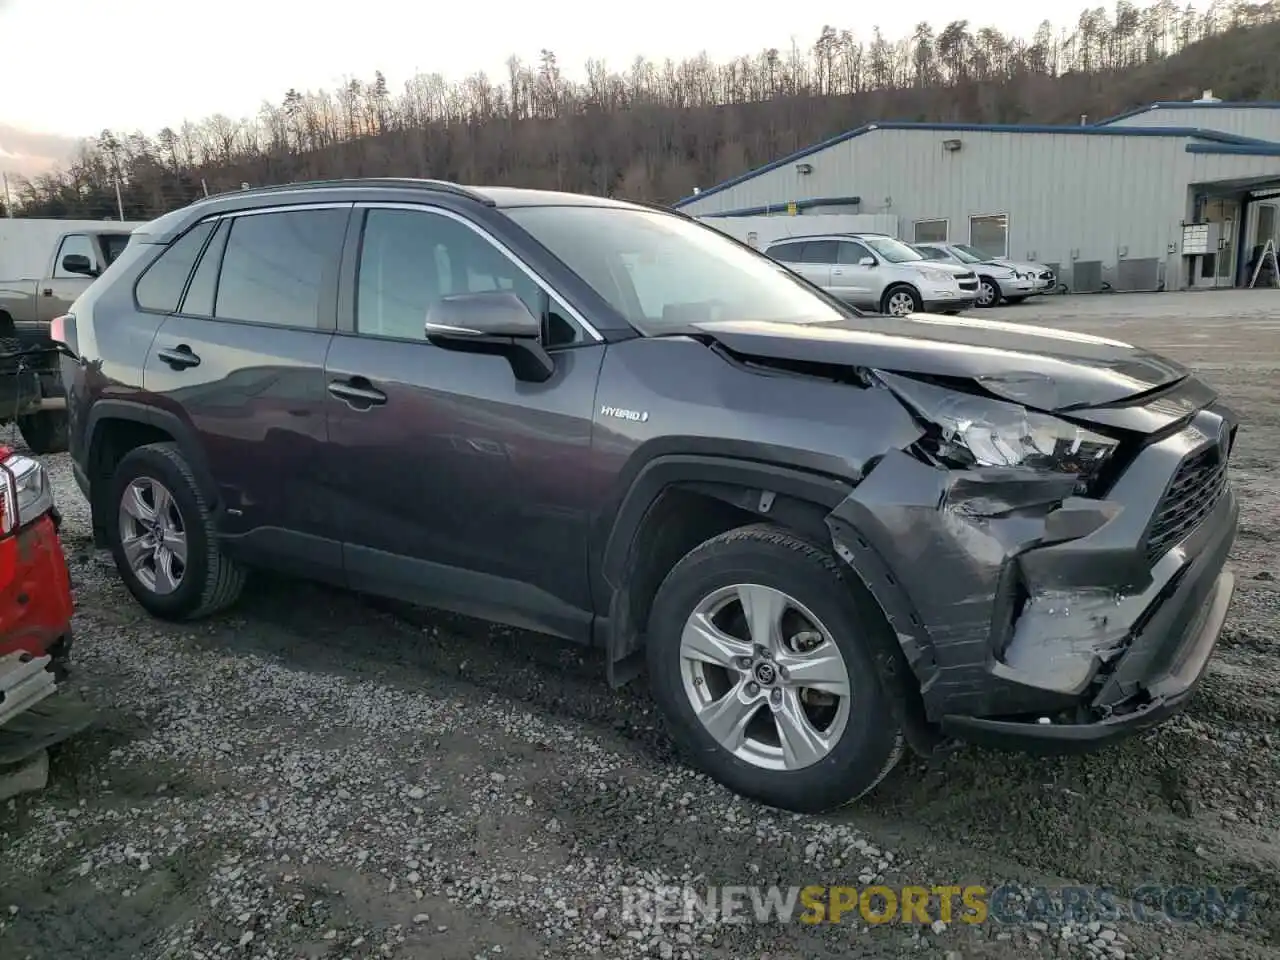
xmin=424 ymin=291 xmax=554 ymax=383
xmin=62 ymin=254 xmax=97 ymax=276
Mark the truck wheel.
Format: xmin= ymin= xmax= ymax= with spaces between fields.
xmin=17 ymin=411 xmax=69 ymax=455
xmin=106 ymin=442 xmax=245 ymax=620
xmin=646 ymin=524 xmax=904 ymax=813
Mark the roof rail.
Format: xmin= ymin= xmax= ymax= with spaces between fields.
xmin=204 ymin=177 xmax=496 ymax=206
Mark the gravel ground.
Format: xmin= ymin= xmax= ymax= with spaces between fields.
xmin=1 ymin=290 xmax=1278 ymax=960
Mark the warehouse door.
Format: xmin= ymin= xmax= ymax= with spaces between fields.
xmin=1193 ymin=198 xmax=1240 ymax=288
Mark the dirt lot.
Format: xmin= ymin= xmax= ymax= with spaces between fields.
xmin=2 ymin=289 xmax=1278 ymax=960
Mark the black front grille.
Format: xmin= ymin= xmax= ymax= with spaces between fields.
xmin=955 ymin=271 xmax=976 ymax=281
xmin=1144 ymin=445 xmax=1230 ymax=563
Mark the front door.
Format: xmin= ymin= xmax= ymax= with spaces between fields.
xmin=832 ymin=239 xmax=877 ymax=307
xmin=141 ymin=205 xmax=349 ymax=578
xmin=324 ymin=204 xmax=604 ymax=641
xmin=29 ymin=234 xmax=96 ymax=330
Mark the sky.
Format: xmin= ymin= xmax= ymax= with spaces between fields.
xmin=0 ymin=0 xmax=1214 ymax=176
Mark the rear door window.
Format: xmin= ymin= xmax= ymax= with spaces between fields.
xmin=799 ymin=240 xmax=837 ymax=265
xmin=214 ymin=209 xmax=348 ymax=329
xmin=179 ymin=219 xmax=231 ymax=317
xmin=134 ymin=220 xmax=217 ymax=314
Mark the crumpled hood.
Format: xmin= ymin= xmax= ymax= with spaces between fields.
xmin=694 ymin=312 xmax=1190 ymax=411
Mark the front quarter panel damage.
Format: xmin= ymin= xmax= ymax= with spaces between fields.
xmin=824 ymin=404 xmax=1231 ymax=724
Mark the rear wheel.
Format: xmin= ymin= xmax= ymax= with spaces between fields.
xmin=976 ymin=277 xmax=1001 ymax=308
xmin=107 ymin=442 xmax=245 ymax=620
xmin=17 ymin=410 xmax=68 ymax=455
xmin=646 ymin=524 xmax=904 ymax=812
xmin=881 ymin=285 xmax=922 ymax=317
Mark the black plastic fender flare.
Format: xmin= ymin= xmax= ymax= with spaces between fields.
xmin=85 ymin=400 xmax=221 ymax=511
xmin=597 ymin=453 xmax=853 ymax=592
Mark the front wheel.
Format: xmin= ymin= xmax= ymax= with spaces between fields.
xmin=646 ymin=524 xmax=904 ymax=813
xmin=881 ymin=285 xmax=922 ymax=317
xmin=976 ymin=277 xmax=1001 ymax=308
xmin=106 ymin=442 xmax=246 ymax=620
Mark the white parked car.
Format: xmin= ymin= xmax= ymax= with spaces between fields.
xmin=764 ymin=233 xmax=979 ymax=316
xmin=947 ymin=243 xmax=1058 ymax=296
xmin=912 ymin=242 xmax=1042 ymax=308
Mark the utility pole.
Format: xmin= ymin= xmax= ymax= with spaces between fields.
xmin=1 ymin=172 xmax=13 ymax=217
xmin=114 ymin=174 xmax=125 ymax=221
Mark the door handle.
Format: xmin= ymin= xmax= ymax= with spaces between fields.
xmin=157 ymin=344 xmax=201 ymax=370
xmin=328 ymin=377 xmax=387 ymax=409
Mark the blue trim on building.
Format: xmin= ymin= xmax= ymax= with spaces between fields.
xmin=1094 ymin=101 xmax=1280 ymax=126
xmin=698 ymin=196 xmax=864 ymax=218
xmin=1186 ymin=141 xmax=1280 ymax=157
xmin=673 ymin=122 xmax=1279 ymax=208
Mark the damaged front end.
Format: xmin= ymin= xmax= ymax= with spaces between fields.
xmin=827 ymin=369 xmax=1239 ymax=752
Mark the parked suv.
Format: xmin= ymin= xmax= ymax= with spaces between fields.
xmin=59 ymin=179 xmax=1239 ymax=813
xmin=764 ymin=233 xmax=978 ymax=316
xmin=913 ymin=241 xmax=1038 ymax=308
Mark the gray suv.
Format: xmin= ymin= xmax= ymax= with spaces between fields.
xmin=765 ymin=233 xmax=978 ymax=316
xmin=57 ymin=179 xmax=1239 ymax=814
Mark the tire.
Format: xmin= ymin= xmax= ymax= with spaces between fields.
xmin=976 ymin=276 xmax=1001 ymax=308
xmin=106 ymin=441 xmax=245 ymax=620
xmin=646 ymin=524 xmax=904 ymax=813
xmin=880 ymin=285 xmax=922 ymax=318
xmin=17 ymin=410 xmax=68 ymax=455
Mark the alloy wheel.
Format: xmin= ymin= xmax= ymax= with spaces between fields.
xmin=886 ymin=291 xmax=916 ymax=316
xmin=978 ymin=280 xmax=997 ymax=306
xmin=679 ymin=583 xmax=852 ymax=771
xmin=119 ymin=477 xmax=188 ymax=595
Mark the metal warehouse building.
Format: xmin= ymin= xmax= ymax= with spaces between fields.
xmin=674 ymin=97 xmax=1280 ymax=293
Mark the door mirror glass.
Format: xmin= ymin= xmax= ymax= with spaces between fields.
xmin=61 ymin=254 xmax=95 ymax=276
xmin=858 ymin=256 xmax=876 ymax=267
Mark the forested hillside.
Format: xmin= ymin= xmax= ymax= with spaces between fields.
xmin=7 ymin=0 xmax=1280 ymax=219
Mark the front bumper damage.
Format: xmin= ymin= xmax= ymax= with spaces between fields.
xmin=825 ymin=404 xmax=1238 ymax=753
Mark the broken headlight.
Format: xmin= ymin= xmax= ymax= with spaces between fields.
xmin=877 ymin=371 xmax=1119 ymax=485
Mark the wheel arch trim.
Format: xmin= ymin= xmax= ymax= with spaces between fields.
xmin=85 ymin=400 xmax=221 ymax=510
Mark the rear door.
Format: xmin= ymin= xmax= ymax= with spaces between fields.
xmin=832 ymin=240 xmax=877 ymax=307
xmin=794 ymin=240 xmax=835 ymax=290
xmin=141 ymin=204 xmax=350 ymax=578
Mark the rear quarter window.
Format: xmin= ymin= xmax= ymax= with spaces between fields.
xmin=134 ymin=220 xmax=217 ymax=313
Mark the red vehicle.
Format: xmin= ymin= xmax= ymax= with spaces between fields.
xmin=0 ymin=439 xmax=83 ymax=788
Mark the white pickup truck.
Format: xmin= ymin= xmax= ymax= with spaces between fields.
xmin=0 ymin=219 xmax=146 ymax=451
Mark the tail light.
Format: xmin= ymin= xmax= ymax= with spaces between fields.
xmin=0 ymin=449 xmax=54 ymax=537
xmin=50 ymin=313 xmax=71 ymax=345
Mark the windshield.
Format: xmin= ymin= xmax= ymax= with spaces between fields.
xmin=862 ymin=236 xmax=924 ymax=263
xmin=953 ymin=244 xmax=994 ymax=261
xmin=505 ymin=205 xmax=850 ymax=334
xmin=945 ymin=245 xmax=983 ymax=264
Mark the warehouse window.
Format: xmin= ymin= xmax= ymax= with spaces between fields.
xmin=913 ymin=219 xmax=948 ymax=243
xmin=969 ymin=214 xmax=1009 ymax=258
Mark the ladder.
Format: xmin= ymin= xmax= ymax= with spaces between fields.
xmin=1247 ymin=238 xmax=1280 ymax=289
